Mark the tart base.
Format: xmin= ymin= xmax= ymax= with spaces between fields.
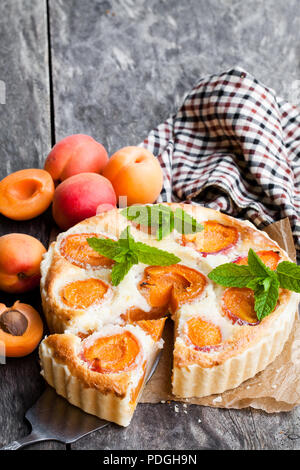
xmin=172 ymin=295 xmax=299 ymax=398
xmin=40 ymin=340 xmax=159 ymax=427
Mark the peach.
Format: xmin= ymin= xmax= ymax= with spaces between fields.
xmin=44 ymin=134 xmax=108 ymax=184
xmin=102 ymin=146 xmax=163 ymax=205
xmin=0 ymin=169 xmax=54 ymax=221
xmin=52 ymin=172 xmax=117 ymax=230
xmin=0 ymin=234 xmax=46 ymax=294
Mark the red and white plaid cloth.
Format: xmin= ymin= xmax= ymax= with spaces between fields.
xmin=141 ymin=67 xmax=300 ymax=254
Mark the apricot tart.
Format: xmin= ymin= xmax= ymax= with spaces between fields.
xmin=39 ymin=203 xmax=299 ymax=425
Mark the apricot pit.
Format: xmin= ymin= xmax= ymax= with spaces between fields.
xmin=0 ymin=301 xmax=43 ymax=357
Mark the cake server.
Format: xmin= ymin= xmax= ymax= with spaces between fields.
xmin=0 ymin=351 xmax=161 ymax=450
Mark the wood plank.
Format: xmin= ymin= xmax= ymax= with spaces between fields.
xmin=49 ymin=0 xmax=300 ymax=450
xmin=0 ymin=0 xmax=64 ymax=449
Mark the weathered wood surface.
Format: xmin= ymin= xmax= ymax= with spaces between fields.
xmin=1 ymin=0 xmax=300 ymax=450
xmin=0 ymin=0 xmax=64 ymax=450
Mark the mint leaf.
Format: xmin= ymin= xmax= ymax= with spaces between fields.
xmin=174 ymin=208 xmax=203 ymax=235
xmin=119 ymin=225 xmax=135 ymax=250
xmin=247 ymin=248 xmax=273 ymax=278
xmin=208 ymin=263 xmax=255 ymax=287
xmin=134 ymin=241 xmax=180 ymax=265
xmin=253 ymin=275 xmax=279 ymax=321
xmin=111 ymin=258 xmax=135 ymax=286
xmin=246 ymin=277 xmax=265 ymax=291
xmin=87 ymin=237 xmax=122 ymax=259
xmin=87 ymin=225 xmax=181 ymax=285
xmin=121 ymin=205 xmax=151 ymax=226
xmin=276 ymin=261 xmax=300 ymax=293
xmin=121 ymin=204 xmax=203 ymax=240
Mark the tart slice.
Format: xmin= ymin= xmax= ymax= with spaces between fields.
xmin=39 ymin=319 xmax=165 ymax=426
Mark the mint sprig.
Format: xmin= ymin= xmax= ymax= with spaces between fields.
xmin=121 ymin=204 xmax=203 ymax=241
xmin=276 ymin=261 xmax=300 ymax=293
xmin=208 ymin=248 xmax=300 ymax=321
xmin=87 ymin=226 xmax=180 ymax=286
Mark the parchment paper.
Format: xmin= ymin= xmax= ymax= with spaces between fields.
xmin=141 ymin=218 xmax=300 ymax=412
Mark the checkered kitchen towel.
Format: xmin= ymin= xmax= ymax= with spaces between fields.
xmin=140 ymin=68 xmax=300 ymax=253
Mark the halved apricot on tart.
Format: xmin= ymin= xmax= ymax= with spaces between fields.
xmin=222 ymin=287 xmax=259 ymax=325
xmin=139 ymin=264 xmax=207 ymax=313
xmin=81 ymin=331 xmax=141 ymax=373
xmin=235 ymin=250 xmax=280 ymax=271
xmin=61 ymin=278 xmax=109 ymax=309
xmin=182 ymin=221 xmax=238 ymax=254
xmin=136 ymin=317 xmax=167 ymax=341
xmin=186 ymin=317 xmax=222 ymax=350
xmin=60 ymin=233 xmax=114 ymax=269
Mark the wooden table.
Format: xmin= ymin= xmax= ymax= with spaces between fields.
xmin=0 ymin=0 xmax=299 ymax=450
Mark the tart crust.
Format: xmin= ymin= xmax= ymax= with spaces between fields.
xmin=40 ymin=326 xmax=162 ymax=426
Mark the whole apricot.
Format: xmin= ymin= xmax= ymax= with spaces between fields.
xmin=102 ymin=146 xmax=163 ymax=205
xmin=0 ymin=169 xmax=54 ymax=221
xmin=0 ymin=233 xmax=46 ymax=293
xmin=52 ymin=172 xmax=117 ymax=230
xmin=44 ymin=134 xmax=108 ymax=184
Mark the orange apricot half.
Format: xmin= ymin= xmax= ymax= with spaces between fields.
xmin=139 ymin=264 xmax=207 ymax=314
xmin=81 ymin=331 xmax=140 ymax=373
xmin=235 ymin=250 xmax=280 ymax=271
xmin=60 ymin=233 xmax=114 ymax=269
xmin=0 ymin=301 xmax=43 ymax=357
xmin=0 ymin=169 xmax=54 ymax=220
xmin=61 ymin=278 xmax=109 ymax=309
xmin=222 ymin=287 xmax=259 ymax=325
xmin=182 ymin=221 xmax=238 ymax=254
xmin=136 ymin=317 xmax=167 ymax=341
xmin=186 ymin=317 xmax=222 ymax=350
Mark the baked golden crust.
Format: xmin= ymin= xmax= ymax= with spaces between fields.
xmin=173 ymin=289 xmax=294 ymax=369
xmin=42 ymin=334 xmax=134 ymax=397
xmin=39 ymin=203 xmax=299 ymax=412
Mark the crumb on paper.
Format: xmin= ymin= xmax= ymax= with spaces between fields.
xmin=212 ymin=396 xmax=222 ymax=403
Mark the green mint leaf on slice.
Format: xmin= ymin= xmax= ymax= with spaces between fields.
xmin=208 ymin=263 xmax=255 ymax=287
xmin=253 ymin=275 xmax=279 ymax=321
xmin=276 ymin=261 xmax=300 ymax=293
xmin=111 ymin=258 xmax=135 ymax=286
xmin=134 ymin=241 xmax=180 ymax=266
xmin=247 ymin=248 xmax=273 ymax=278
xmin=173 ymin=208 xmax=203 ymax=235
xmin=87 ymin=237 xmax=123 ymax=259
